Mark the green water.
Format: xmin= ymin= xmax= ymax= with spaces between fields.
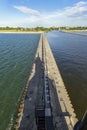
xmin=0 ymin=33 xmax=40 ymax=130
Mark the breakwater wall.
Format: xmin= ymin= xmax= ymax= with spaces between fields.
xmin=42 ymin=33 xmax=78 ymax=129
xmin=14 ymin=33 xmax=78 ymax=130
xmin=60 ymin=30 xmax=87 ymax=36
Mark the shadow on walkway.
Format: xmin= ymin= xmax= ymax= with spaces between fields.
xmin=19 ymin=55 xmax=69 ymax=130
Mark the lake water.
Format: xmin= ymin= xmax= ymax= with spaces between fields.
xmin=46 ymin=30 xmax=87 ymax=120
xmin=0 ymin=33 xmax=40 ymax=130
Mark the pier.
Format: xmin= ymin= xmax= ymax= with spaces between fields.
xmin=14 ymin=33 xmax=78 ymax=130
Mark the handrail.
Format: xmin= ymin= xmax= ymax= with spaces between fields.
xmin=74 ymin=111 xmax=87 ymax=130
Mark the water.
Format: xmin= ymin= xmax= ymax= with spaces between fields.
xmin=0 ymin=33 xmax=40 ymax=130
xmin=46 ymin=31 xmax=87 ymax=119
xmin=74 ymin=31 xmax=87 ymax=35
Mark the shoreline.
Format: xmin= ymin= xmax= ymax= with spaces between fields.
xmin=60 ymin=30 xmax=87 ymax=36
xmin=66 ymin=30 xmax=87 ymax=31
xmin=60 ymin=29 xmax=87 ymax=32
xmin=0 ymin=31 xmax=43 ymax=34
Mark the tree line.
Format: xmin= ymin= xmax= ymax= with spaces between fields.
xmin=0 ymin=26 xmax=87 ymax=31
xmin=0 ymin=26 xmax=55 ymax=32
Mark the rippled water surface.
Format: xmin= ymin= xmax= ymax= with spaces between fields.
xmin=0 ymin=33 xmax=40 ymax=130
xmin=46 ymin=31 xmax=87 ymax=119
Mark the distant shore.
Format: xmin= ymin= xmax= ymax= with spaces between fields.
xmin=0 ymin=27 xmax=52 ymax=33
xmin=60 ymin=29 xmax=87 ymax=36
xmin=60 ymin=29 xmax=87 ymax=32
xmin=0 ymin=31 xmax=43 ymax=34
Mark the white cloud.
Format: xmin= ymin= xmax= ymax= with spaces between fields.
xmin=63 ymin=1 xmax=87 ymax=17
xmin=76 ymin=1 xmax=86 ymax=6
xmin=14 ymin=5 xmax=40 ymax=16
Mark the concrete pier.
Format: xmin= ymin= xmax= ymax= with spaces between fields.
xmin=42 ymin=33 xmax=78 ymax=130
xmin=14 ymin=33 xmax=78 ymax=130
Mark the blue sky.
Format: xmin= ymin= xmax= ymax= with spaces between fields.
xmin=0 ymin=0 xmax=87 ymax=27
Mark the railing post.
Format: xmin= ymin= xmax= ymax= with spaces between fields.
xmin=74 ymin=111 xmax=87 ymax=130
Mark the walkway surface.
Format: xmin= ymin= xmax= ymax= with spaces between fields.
xmin=14 ymin=33 xmax=78 ymax=130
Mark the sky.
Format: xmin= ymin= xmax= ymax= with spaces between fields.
xmin=0 ymin=0 xmax=87 ymax=27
